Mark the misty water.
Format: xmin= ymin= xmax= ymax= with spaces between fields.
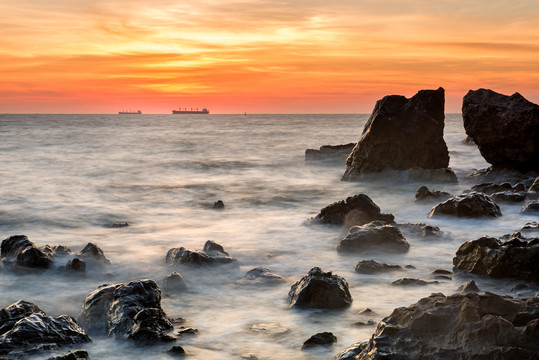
xmin=0 ymin=114 xmax=537 ymax=359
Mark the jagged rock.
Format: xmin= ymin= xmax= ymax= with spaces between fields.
xmin=333 ymin=342 xmax=368 ymax=360
xmin=164 ymin=241 xmax=237 ymax=267
xmin=167 ymin=345 xmax=187 ymax=357
xmin=15 ymin=246 xmax=53 ymax=269
xmin=1 ymin=235 xmax=34 ymax=262
xmin=203 ymin=240 xmax=229 ymax=256
xmin=391 ymin=278 xmax=438 ymax=286
xmin=288 ymin=267 xmax=352 ymax=309
xmin=162 ymin=272 xmax=188 ymax=293
xmin=79 ymin=279 xmax=174 ymax=344
xmin=237 ymin=267 xmax=286 ymax=285
xmin=407 ymin=167 xmax=457 ymax=183
xmin=0 ymin=300 xmax=90 ymax=358
xmin=492 ymin=191 xmax=526 ymax=203
xmin=48 ymin=350 xmax=89 ymax=360
xmin=453 ymin=234 xmax=539 ymax=283
xmin=521 ymin=200 xmax=539 ymax=213
xmin=337 ymin=292 xmax=539 ymax=359
xmin=305 ymin=143 xmax=355 ymax=161
xmin=309 ymin=194 xmax=394 ymax=228
xmin=429 ymin=192 xmax=501 ymax=218
xmin=78 ymin=243 xmax=110 ymax=267
xmin=342 ymin=87 xmax=449 ymax=180
xmin=337 ymin=222 xmax=409 ymax=254
xmin=462 ymin=88 xmax=539 ymax=172
xmin=414 ymin=186 xmax=451 ymax=201
xmin=302 ymin=332 xmax=337 ymax=349
xmin=458 ymin=280 xmax=480 ymax=293
xmin=176 ymin=327 xmax=198 ymax=336
xmin=212 ymin=200 xmax=225 ymax=210
xmin=65 ymin=258 xmax=86 ymax=273
xmin=354 ymin=260 xmax=401 ymax=274
xmin=471 ymin=182 xmax=514 ymax=194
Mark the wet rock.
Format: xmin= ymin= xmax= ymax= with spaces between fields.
xmin=527 ymin=177 xmax=539 ymax=200
xmin=212 ymin=200 xmax=225 ymax=210
xmin=203 ymin=240 xmax=229 ymax=256
xmin=471 ymin=182 xmax=513 ymax=194
xmin=353 ymin=320 xmax=375 ymax=327
xmin=288 ymin=267 xmax=352 ymax=309
xmin=521 ymin=200 xmax=539 ymax=213
xmin=0 ymin=300 xmax=90 ymax=357
xmin=337 ymin=222 xmax=409 ymax=254
xmin=167 ymin=345 xmax=187 ymax=357
xmin=342 ymin=88 xmax=449 ymax=180
xmin=176 ymin=327 xmax=198 ymax=336
xmin=238 ymin=267 xmax=286 ymax=285
xmin=15 ymin=246 xmax=54 ymax=269
xmin=492 ymin=191 xmax=526 ymax=203
xmin=397 ymin=223 xmax=444 ymax=239
xmin=163 ymin=272 xmax=188 ymax=293
xmin=302 ymin=332 xmax=337 ymax=349
xmin=432 ymin=269 xmax=452 ymax=275
xmin=78 ymin=243 xmax=110 ymax=268
xmin=463 ymin=135 xmax=475 ymax=145
xmin=414 ymin=186 xmax=451 ymax=201
xmin=429 ymin=192 xmax=501 ymax=218
xmin=79 ymin=279 xmax=174 ymax=344
xmin=51 ymin=245 xmax=72 ymax=256
xmin=354 ymin=260 xmax=401 ymax=274
xmin=391 ymin=278 xmax=438 ymax=286
xmin=248 ymin=322 xmax=290 ymax=337
xmin=165 ymin=241 xmax=237 ymax=267
xmin=110 ymin=222 xmax=129 ymax=228
xmin=65 ymin=258 xmax=86 ymax=273
xmin=520 ymin=222 xmax=539 ymax=233
xmin=358 ymin=308 xmax=374 ymax=315
xmin=462 ymin=88 xmax=539 ymax=172
xmin=333 ymin=342 xmax=368 ymax=360
xmin=407 ymin=167 xmax=457 ymax=183
xmin=433 ymin=275 xmax=452 ymax=281
xmin=511 ymin=283 xmax=529 ymax=293
xmin=1 ymin=235 xmax=34 ymax=262
xmin=309 ymin=194 xmax=394 ymax=228
xmin=48 ymin=350 xmax=89 ymax=360
xmin=458 ymin=280 xmax=480 ymax=293
xmin=305 ymin=143 xmax=355 ymax=161
xmin=453 ymin=234 xmax=539 ymax=283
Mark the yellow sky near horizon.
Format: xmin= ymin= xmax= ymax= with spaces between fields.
xmin=1 ymin=0 xmax=538 ymax=113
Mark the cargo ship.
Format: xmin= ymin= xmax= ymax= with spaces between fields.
xmin=118 ymin=110 xmax=142 ymax=114
xmin=172 ymin=107 xmax=209 ymax=114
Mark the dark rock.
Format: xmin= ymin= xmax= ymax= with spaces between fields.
xmin=1 ymin=235 xmax=34 ymax=261
xmin=511 ymin=283 xmax=529 ymax=292
xmin=358 ymin=308 xmax=374 ymax=315
xmin=176 ymin=327 xmax=198 ymax=336
xmin=433 ymin=275 xmax=452 ymax=281
xmin=354 ymin=260 xmax=401 ymax=274
xmin=458 ymin=280 xmax=480 ymax=293
xmin=0 ymin=300 xmax=90 ymax=357
xmin=462 ymin=88 xmax=539 ymax=172
xmin=336 ymin=292 xmax=539 ymax=359
xmin=110 ymin=222 xmax=129 ymax=228
xmin=238 ymin=267 xmax=286 ymax=285
xmin=397 ymin=223 xmax=444 ymax=239
xmin=305 ymin=143 xmax=355 ymax=161
xmin=415 ymin=186 xmax=451 ymax=201
xmin=167 ymin=345 xmax=187 ymax=357
xmin=492 ymin=191 xmax=526 ymax=203
xmin=203 ymin=240 xmax=229 ymax=256
xmin=463 ymin=135 xmax=475 ymax=145
xmin=212 ymin=200 xmax=225 ymax=210
xmin=453 ymin=235 xmax=539 ymax=283
xmin=309 ymin=194 xmax=394 ymax=228
xmin=429 ymin=192 xmax=501 ymax=218
xmin=391 ymin=278 xmax=438 ymax=286
xmin=337 ymin=222 xmax=409 ymax=254
xmin=165 ymin=243 xmax=237 ymax=267
xmin=407 ymin=167 xmax=457 ymax=183
xmin=471 ymin=182 xmax=513 ymax=194
xmin=353 ymin=320 xmax=375 ymax=327
xmin=78 ymin=243 xmax=110 ymax=268
xmin=51 ymin=245 xmax=72 ymax=256
xmin=302 ymin=332 xmax=337 ymax=349
xmin=342 ymin=87 xmax=449 ymax=180
xmin=65 ymin=258 xmax=86 ymax=273
xmin=521 ymin=200 xmax=539 ymax=213
xmin=15 ymin=246 xmax=54 ymax=269
xmin=530 ymin=177 xmax=539 ymax=192
xmin=520 ymin=222 xmax=539 ymax=232
xmin=405 ymin=265 xmax=416 ymax=269
xmin=163 ymin=272 xmax=188 ymax=293
xmin=48 ymin=350 xmax=89 ymax=360
xmin=79 ymin=279 xmax=174 ymax=344
xmin=288 ymin=267 xmax=352 ymax=309
xmin=333 ymin=342 xmax=368 ymax=360
xmin=432 ymin=269 xmax=452 ymax=275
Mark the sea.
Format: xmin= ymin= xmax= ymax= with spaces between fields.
xmin=0 ymin=113 xmax=537 ymax=359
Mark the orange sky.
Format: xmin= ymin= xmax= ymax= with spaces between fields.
xmin=1 ymin=0 xmax=538 ymax=113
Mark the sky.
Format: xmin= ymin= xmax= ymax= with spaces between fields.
xmin=1 ymin=0 xmax=539 ymax=114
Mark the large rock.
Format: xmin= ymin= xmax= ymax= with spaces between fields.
xmin=334 ymin=292 xmax=539 ymax=360
xmin=429 ymin=192 xmax=501 ymax=218
xmin=354 ymin=260 xmax=401 ymax=274
xmin=305 ymin=143 xmax=355 ymax=161
xmin=414 ymin=186 xmax=451 ymax=201
xmin=15 ymin=246 xmax=53 ymax=269
xmin=342 ymin=87 xmax=449 ymax=180
xmin=1 ymin=235 xmax=34 ymax=262
xmin=288 ymin=267 xmax=352 ymax=309
xmin=302 ymin=332 xmax=337 ymax=349
xmin=462 ymin=88 xmax=539 ymax=172
xmin=48 ymin=350 xmax=89 ymax=360
xmin=337 ymin=221 xmax=410 ymax=254
xmin=165 ymin=241 xmax=237 ymax=267
xmin=309 ymin=194 xmax=394 ymax=228
xmin=0 ymin=300 xmax=90 ymax=358
xmin=79 ymin=279 xmax=174 ymax=344
xmin=453 ymin=233 xmax=539 ymax=283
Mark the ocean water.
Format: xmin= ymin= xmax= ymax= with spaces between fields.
xmin=0 ymin=113 xmax=537 ymax=359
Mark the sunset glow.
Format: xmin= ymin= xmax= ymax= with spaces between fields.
xmin=1 ymin=0 xmax=539 ymax=113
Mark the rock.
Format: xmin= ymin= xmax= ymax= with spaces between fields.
xmin=521 ymin=200 xmax=539 ymax=213
xmin=458 ymin=280 xmax=480 ymax=293
xmin=390 ymin=278 xmax=438 ymax=286
xmin=238 ymin=267 xmax=286 ymax=285
xmin=203 ymin=240 xmax=229 ymax=256
xmin=48 ymin=350 xmax=89 ymax=360
xmin=302 ymin=332 xmax=337 ymax=349
xmin=462 ymin=88 xmax=539 ymax=172
xmin=79 ymin=279 xmax=174 ymax=344
xmin=414 ymin=186 xmax=451 ymax=201
xmin=407 ymin=167 xmax=457 ymax=183
xmin=353 ymin=320 xmax=375 ymax=327
xmin=309 ymin=194 xmax=394 ymax=228
xmin=511 ymin=283 xmax=529 ymax=293
xmin=432 ymin=269 xmax=452 ymax=275
xmin=162 ymin=272 xmax=188 ymax=293
xmin=305 ymin=143 xmax=355 ymax=161
xmin=453 ymin=234 xmax=539 ymax=283
xmin=176 ymin=327 xmax=198 ymax=336
xmin=165 ymin=241 xmax=237 ymax=267
xmin=397 ymin=223 xmax=444 ymax=239
xmin=333 ymin=341 xmax=368 ymax=360
xmin=15 ymin=246 xmax=54 ymax=269
xmin=530 ymin=177 xmax=539 ymax=192
xmin=354 ymin=260 xmax=402 ymax=274
xmin=463 ymin=135 xmax=475 ymax=145
xmin=51 ymin=245 xmax=72 ymax=256
xmin=65 ymin=258 xmax=86 ymax=273
xmin=492 ymin=191 xmax=526 ymax=203
xmin=471 ymin=182 xmax=513 ymax=194
xmin=433 ymin=275 xmax=452 ymax=281
xmin=0 ymin=300 xmax=90 ymax=358
xmin=212 ymin=200 xmax=225 ymax=210
xmin=248 ymin=322 xmax=290 ymax=337
xmin=520 ymin=222 xmax=539 ymax=232
xmin=341 ymin=292 xmax=539 ymax=359
xmin=167 ymin=345 xmax=187 ymax=357
xmin=288 ymin=267 xmax=352 ymax=309
xmin=110 ymin=222 xmax=129 ymax=228
xmin=1 ymin=235 xmax=34 ymax=262
xmin=342 ymin=87 xmax=449 ymax=180
xmin=337 ymin=222 xmax=410 ymax=254
xmin=429 ymin=192 xmax=501 ymax=218
xmin=78 ymin=243 xmax=110 ymax=269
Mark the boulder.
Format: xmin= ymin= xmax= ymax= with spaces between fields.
xmin=462 ymin=88 xmax=539 ymax=172
xmin=429 ymin=192 xmax=501 ymax=218
xmin=202 ymin=240 xmax=229 ymax=256
xmin=354 ymin=260 xmax=402 ymax=274
xmin=212 ymin=200 xmax=225 ymax=210
xmin=163 ymin=272 xmax=188 ymax=293
xmin=79 ymin=279 xmax=174 ymax=344
xmin=78 ymin=243 xmax=110 ymax=268
xmin=238 ymin=267 xmax=286 ymax=285
xmin=471 ymin=182 xmax=513 ymax=194
xmin=309 ymin=194 xmax=394 ymax=228
xmin=1 ymin=235 xmax=34 ymax=262
xmin=167 ymin=345 xmax=187 ymax=357
xmin=288 ymin=267 xmax=352 ymax=309
xmin=453 ymin=234 xmax=539 ymax=283
xmin=492 ymin=191 xmax=526 ymax=203
xmin=15 ymin=246 xmax=53 ymax=269
xmin=414 ymin=186 xmax=451 ymax=201
xmin=335 ymin=292 xmax=539 ymax=359
xmin=302 ymin=332 xmax=337 ymax=349
xmin=65 ymin=258 xmax=86 ymax=273
xmin=397 ymin=223 xmax=444 ymax=240
xmin=458 ymin=280 xmax=480 ymax=293
xmin=164 ymin=241 xmax=237 ymax=267
xmin=48 ymin=350 xmax=89 ymax=360
xmin=305 ymin=143 xmax=355 ymax=161
xmin=337 ymin=222 xmax=410 ymax=254
xmin=521 ymin=200 xmax=539 ymax=213
xmin=391 ymin=278 xmax=438 ymax=286
xmin=342 ymin=87 xmax=449 ymax=180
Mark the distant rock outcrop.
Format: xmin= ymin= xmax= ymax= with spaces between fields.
xmin=462 ymin=88 xmax=539 ymax=172
xmin=429 ymin=192 xmax=501 ymax=218
xmin=305 ymin=143 xmax=355 ymax=161
xmin=342 ymin=87 xmax=449 ymax=180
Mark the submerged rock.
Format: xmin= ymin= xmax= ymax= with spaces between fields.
xmin=407 ymin=167 xmax=457 ymax=183
xmin=162 ymin=272 xmax=188 ymax=293
xmin=429 ymin=192 xmax=501 ymax=218
xmin=78 ymin=243 xmax=110 ymax=268
xmin=391 ymin=278 xmax=438 ymax=286
xmin=288 ymin=267 xmax=352 ymax=309
xmin=309 ymin=194 xmax=394 ymax=228
xmin=302 ymin=332 xmax=337 ymax=349
xmin=167 ymin=345 xmax=187 ymax=357
xmin=342 ymin=87 xmax=449 ymax=180
xmin=165 ymin=241 xmax=237 ymax=267
xmin=414 ymin=186 xmax=451 ymax=201
xmin=337 ymin=222 xmax=410 ymax=254
xmin=458 ymin=280 xmax=481 ymax=293
xmin=354 ymin=260 xmax=401 ymax=274
xmin=15 ymin=246 xmax=53 ymax=269
xmin=336 ymin=292 xmax=539 ymax=359
xmin=462 ymin=88 xmax=539 ymax=172
xmin=492 ymin=191 xmax=526 ymax=203
xmin=238 ymin=267 xmax=286 ymax=285
xmin=305 ymin=143 xmax=355 ymax=161
xmin=521 ymin=200 xmax=539 ymax=213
